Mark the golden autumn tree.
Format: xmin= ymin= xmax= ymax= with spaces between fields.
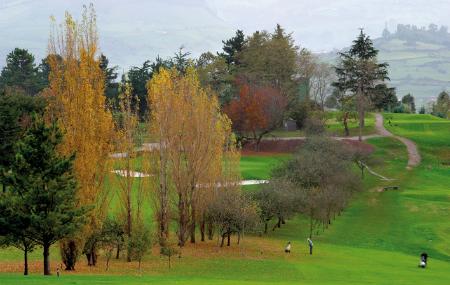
xmin=45 ymin=5 xmax=114 ymax=269
xmin=113 ymin=81 xmax=147 ymax=262
xmin=147 ymin=67 xmax=233 ymax=246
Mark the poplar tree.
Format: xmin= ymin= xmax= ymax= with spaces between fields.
xmin=46 ymin=5 xmax=114 ymax=269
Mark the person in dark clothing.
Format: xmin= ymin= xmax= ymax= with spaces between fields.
xmin=307 ymin=238 xmax=313 ymax=255
xmin=419 ymin=252 xmax=428 ymax=268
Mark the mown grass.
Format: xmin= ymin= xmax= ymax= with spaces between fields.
xmin=1 ymin=113 xmax=449 ymax=284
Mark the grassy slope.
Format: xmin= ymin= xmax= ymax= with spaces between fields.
xmin=1 ymin=114 xmax=449 ymax=284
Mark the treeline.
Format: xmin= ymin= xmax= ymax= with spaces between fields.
xmin=381 ymin=23 xmax=450 ymax=47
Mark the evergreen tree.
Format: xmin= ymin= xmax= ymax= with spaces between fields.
xmin=0 ymin=92 xmax=46 ymax=193
xmin=219 ymin=29 xmax=245 ymax=67
xmin=371 ymin=83 xmax=398 ymax=111
xmin=0 ymin=48 xmax=45 ymax=95
xmin=3 ymin=116 xmax=87 ymax=275
xmin=333 ymin=29 xmax=389 ymax=141
xmin=433 ymin=91 xmax=449 ymax=118
xmin=99 ymin=54 xmax=119 ymax=104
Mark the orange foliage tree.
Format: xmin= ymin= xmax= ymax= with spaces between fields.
xmin=224 ymin=83 xmax=287 ymax=149
xmin=45 ymin=5 xmax=114 ymax=269
xmin=147 ymin=67 xmax=235 ymax=246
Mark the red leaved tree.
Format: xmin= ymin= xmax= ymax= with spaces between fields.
xmin=224 ymin=83 xmax=287 ymax=150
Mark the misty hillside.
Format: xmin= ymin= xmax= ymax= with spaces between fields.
xmin=323 ymin=24 xmax=450 ymax=104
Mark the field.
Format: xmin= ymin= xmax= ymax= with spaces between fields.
xmin=0 ymin=113 xmax=449 ymax=284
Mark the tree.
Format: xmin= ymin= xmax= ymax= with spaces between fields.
xmin=333 ymin=30 xmax=389 ymax=141
xmin=147 ymin=67 xmax=233 ymax=246
xmin=401 ymin=93 xmax=416 ymax=113
xmin=207 ymin=185 xmax=259 ymax=247
xmin=219 ymin=30 xmax=245 ymax=67
xmin=196 ymin=52 xmax=235 ymax=105
xmin=128 ymin=221 xmax=152 ymax=270
xmin=46 ymin=5 xmax=114 ymax=270
xmin=371 ymin=83 xmax=398 ymax=111
xmin=113 ymin=81 xmax=146 ymax=261
xmin=237 ymin=25 xmax=300 ymax=100
xmin=272 ymin=136 xmax=361 ymax=237
xmin=0 ymin=48 xmax=46 ymax=95
xmin=224 ymin=83 xmax=287 ymax=149
xmin=3 ymin=116 xmax=86 ymax=275
xmin=128 ymin=60 xmax=152 ymax=119
xmin=99 ymin=54 xmax=119 ymax=104
xmin=0 ymin=92 xmax=46 ymax=193
xmin=433 ymin=91 xmax=449 ymax=118
xmin=311 ymin=62 xmax=334 ymax=110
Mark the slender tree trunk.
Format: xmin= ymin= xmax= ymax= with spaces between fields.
xmin=178 ymin=194 xmax=188 ymax=247
xmin=227 ymin=229 xmax=231 ymax=246
xmin=237 ymin=232 xmax=241 ymax=245
xmin=343 ymin=111 xmax=350 ymax=136
xmin=23 ymin=246 xmax=28 ymax=276
xmin=116 ymin=243 xmax=120 ymax=259
xmin=264 ymin=222 xmax=268 ymax=234
xmin=309 ymin=212 xmax=314 ymax=239
xmin=220 ymin=233 xmax=225 ymax=247
xmin=190 ymin=206 xmax=196 ymax=243
xmin=200 ymin=220 xmax=205 ymax=242
xmin=358 ymin=89 xmax=364 ymax=142
xmin=43 ymin=242 xmax=51 ymax=275
xmin=207 ymin=222 xmax=214 ymax=240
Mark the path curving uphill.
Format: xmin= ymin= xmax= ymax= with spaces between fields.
xmin=374 ymin=113 xmax=421 ymax=169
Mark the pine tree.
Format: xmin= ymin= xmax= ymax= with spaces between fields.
xmin=219 ymin=30 xmax=245 ymax=67
xmin=3 ymin=116 xmax=86 ymax=275
xmin=333 ymin=29 xmax=389 ymax=141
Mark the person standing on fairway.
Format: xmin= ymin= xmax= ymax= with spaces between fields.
xmin=285 ymin=241 xmax=291 ymax=253
xmin=307 ymin=238 xmax=313 ymax=255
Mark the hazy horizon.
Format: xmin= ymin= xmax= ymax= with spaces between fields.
xmin=2 ymin=0 xmax=450 ymax=69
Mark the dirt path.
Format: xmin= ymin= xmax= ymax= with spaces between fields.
xmin=374 ymin=113 xmax=421 ymax=169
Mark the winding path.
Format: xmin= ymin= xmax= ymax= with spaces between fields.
xmin=374 ymin=113 xmax=421 ymax=169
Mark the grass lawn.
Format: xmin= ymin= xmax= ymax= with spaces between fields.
xmin=1 ymin=113 xmax=449 ymax=284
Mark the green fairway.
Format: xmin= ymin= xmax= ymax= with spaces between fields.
xmin=1 ymin=113 xmax=449 ymax=284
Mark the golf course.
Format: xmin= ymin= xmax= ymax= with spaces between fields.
xmin=0 ymin=113 xmax=448 ymax=284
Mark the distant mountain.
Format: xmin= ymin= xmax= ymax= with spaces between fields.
xmin=322 ymin=24 xmax=450 ymax=104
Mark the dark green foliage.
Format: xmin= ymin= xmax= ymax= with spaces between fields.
xmin=401 ymin=93 xmax=416 ymax=113
xmin=0 ymin=48 xmax=46 ymax=96
xmin=0 ymin=92 xmax=46 ymax=192
xmin=371 ymin=83 xmax=398 ymax=111
xmin=219 ymin=29 xmax=245 ymax=67
xmin=99 ymin=54 xmax=119 ymax=105
xmin=1 ymin=116 xmax=87 ymax=275
xmin=128 ymin=222 xmax=152 ymax=269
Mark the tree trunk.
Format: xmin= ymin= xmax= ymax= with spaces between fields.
xmin=220 ymin=233 xmax=226 ymax=247
xmin=190 ymin=206 xmax=196 ymax=243
xmin=178 ymin=194 xmax=188 ymax=247
xmin=23 ymin=246 xmax=28 ymax=276
xmin=207 ymin=222 xmax=214 ymax=240
xmin=115 ymin=243 xmax=120 ymax=259
xmin=343 ymin=111 xmax=350 ymax=136
xmin=358 ymin=89 xmax=364 ymax=142
xmin=43 ymin=242 xmax=51 ymax=275
xmin=227 ymin=230 xmax=231 ymax=246
xmin=60 ymin=240 xmax=77 ymax=270
xmin=309 ymin=213 xmax=313 ymax=239
xmin=200 ymin=220 xmax=205 ymax=242
xmin=237 ymin=232 xmax=241 ymax=245
xmin=264 ymin=222 xmax=268 ymax=234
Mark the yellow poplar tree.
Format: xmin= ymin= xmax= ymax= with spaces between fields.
xmin=114 ymin=81 xmax=147 ymax=262
xmin=147 ymin=67 xmax=233 ymax=246
xmin=46 ymin=5 xmax=114 ymax=269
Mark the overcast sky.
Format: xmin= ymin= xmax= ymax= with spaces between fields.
xmin=1 ymin=0 xmax=450 ymax=69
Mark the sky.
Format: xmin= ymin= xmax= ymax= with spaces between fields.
xmin=1 ymin=0 xmax=450 ymax=69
